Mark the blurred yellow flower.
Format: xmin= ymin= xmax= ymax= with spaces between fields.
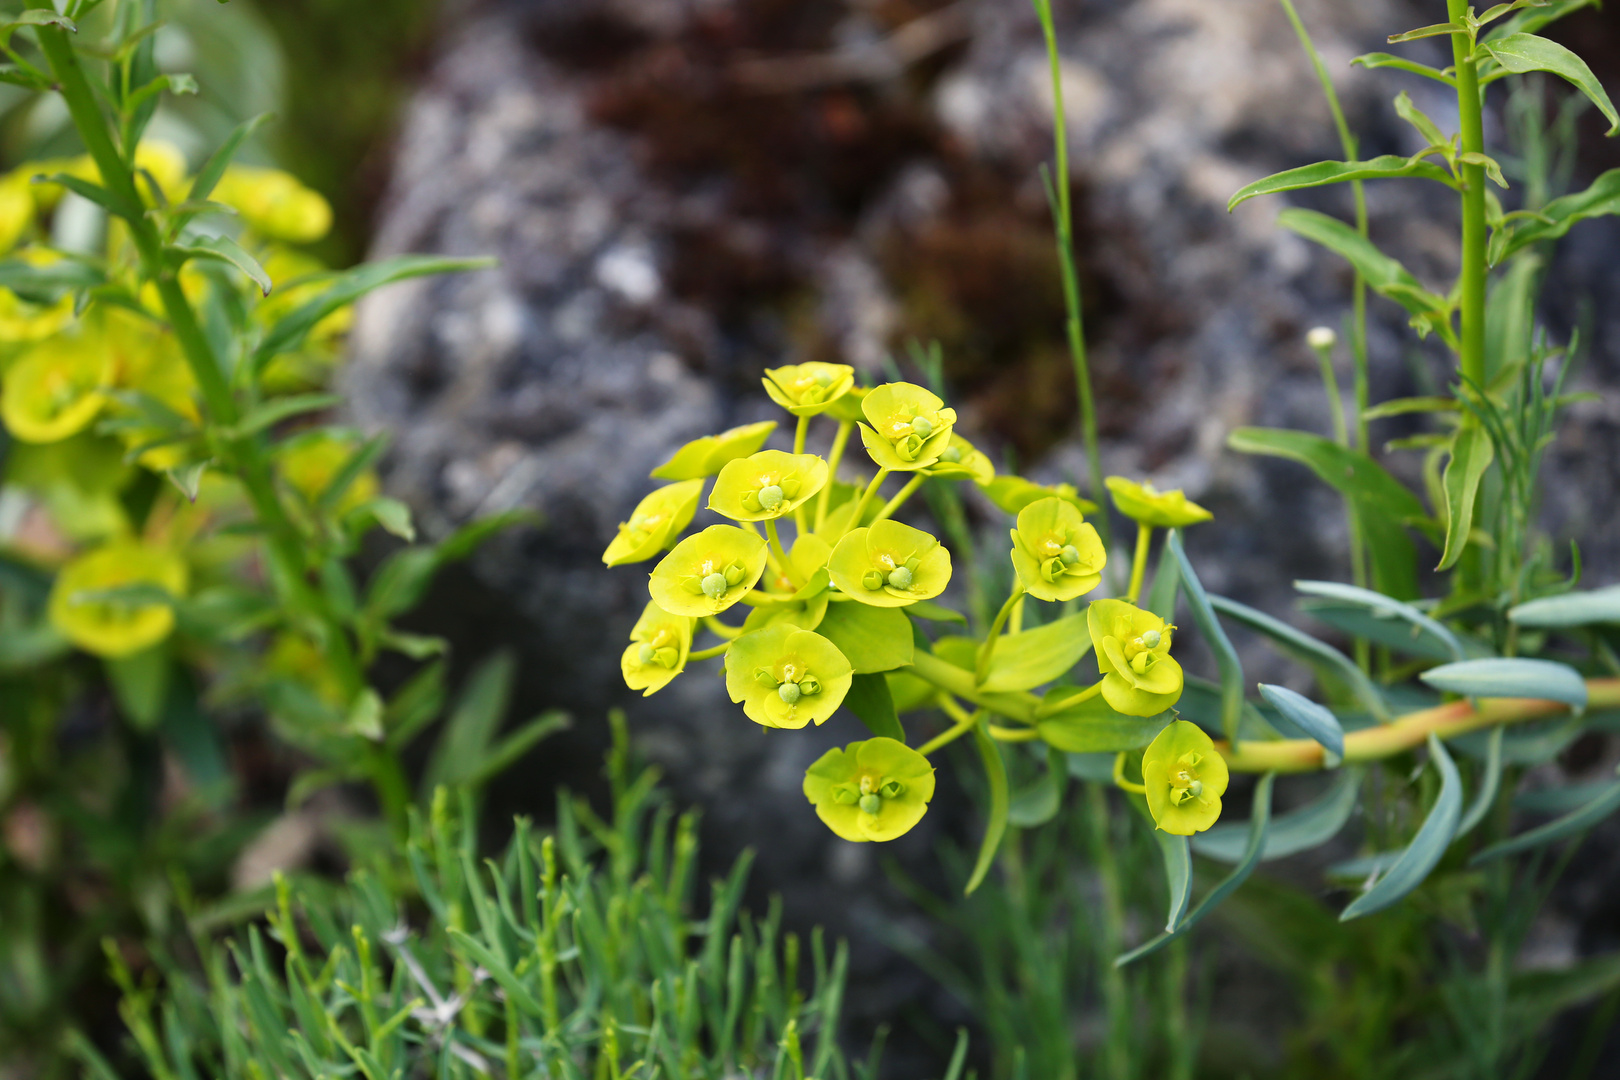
xmin=1 ymin=334 xmax=113 ymax=443
xmin=213 ymin=166 xmax=333 ymax=244
xmin=48 ymin=542 xmax=188 ymax=658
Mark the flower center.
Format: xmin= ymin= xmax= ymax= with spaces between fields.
xmin=701 ymin=572 xmax=728 ymax=600
xmin=887 ymin=566 xmax=913 ymax=590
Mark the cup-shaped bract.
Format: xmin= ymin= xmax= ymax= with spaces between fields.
xmin=709 ymin=450 xmax=828 ymax=522
xmin=649 ymin=524 xmax=769 ymax=617
xmin=1010 ymin=496 xmax=1106 ymax=602
xmin=762 ymin=362 xmax=856 ymax=416
xmin=1087 ymin=599 xmax=1184 ymax=716
xmin=1142 ymin=720 xmax=1229 ymax=835
xmin=1 ymin=334 xmax=113 ymax=443
xmin=1105 ymin=476 xmax=1213 ymax=529
xmin=621 ymin=601 xmax=695 ymax=696
xmin=926 ymin=433 xmax=994 ymax=483
xmin=980 ymin=475 xmax=1097 ymax=516
xmin=48 ymin=542 xmax=188 ymax=658
xmin=650 ymin=421 xmax=778 ymax=481
xmin=828 ymin=520 xmax=951 ymax=608
xmin=824 ymin=384 xmax=870 ymax=423
xmin=858 ymin=382 xmax=957 ymax=471
xmin=603 ymin=479 xmax=705 ymax=566
xmin=802 ymin=737 xmax=936 ymax=842
xmin=725 ymin=624 xmax=853 ymax=728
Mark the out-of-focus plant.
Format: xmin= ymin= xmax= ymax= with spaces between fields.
xmin=80 ymin=719 xmax=857 ymax=1080
xmin=0 ymin=0 xmax=544 ymax=1065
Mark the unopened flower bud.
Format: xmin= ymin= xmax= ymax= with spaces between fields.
xmin=1306 ymin=326 xmax=1337 ymax=352
xmin=862 ymin=569 xmax=885 ymax=591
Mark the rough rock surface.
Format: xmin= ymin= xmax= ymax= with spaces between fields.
xmin=347 ymin=0 xmax=1620 ymax=1067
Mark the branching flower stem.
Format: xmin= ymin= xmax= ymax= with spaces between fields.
xmin=815 ymin=421 xmax=853 ymax=532
xmin=975 ymin=584 xmax=1027 ymax=686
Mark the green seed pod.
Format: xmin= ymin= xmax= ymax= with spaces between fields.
xmin=1060 ymin=544 xmax=1080 ymax=566
xmin=887 ymin=566 xmax=913 ymax=590
xmin=909 ymin=414 xmax=933 ymax=438
xmin=701 ymin=573 xmax=728 ymax=599
xmin=758 ymin=484 xmax=784 ymax=511
xmin=859 ymin=793 xmax=882 ymax=815
xmin=778 ymin=682 xmax=802 ymax=705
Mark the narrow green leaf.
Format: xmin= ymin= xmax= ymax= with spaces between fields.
xmin=188 ymin=112 xmax=274 ymax=204
xmin=1166 ymin=531 xmax=1243 ymax=742
xmin=351 ymin=496 xmax=415 ymax=542
xmin=1472 ymin=771 xmax=1620 ymax=864
xmin=316 ymin=434 xmax=387 ymax=516
xmin=426 ymin=653 xmax=514 ymax=790
xmin=1419 ymin=657 xmax=1588 ymax=710
xmin=1498 ymin=168 xmax=1620 ymax=258
xmin=37 ymin=172 xmax=138 ymax=220
xmin=1294 ymin=579 xmax=1463 ymax=661
xmin=844 ymin=672 xmax=905 ymax=742
xmin=964 ymin=718 xmax=1008 ymax=896
xmin=458 ymin=711 xmax=571 ymax=790
xmin=445 ymin=927 xmax=545 ymax=1014
xmin=816 ymin=602 xmax=912 ymax=673
xmin=1388 ymin=21 xmax=1462 ymax=43
xmin=252 ymin=255 xmax=495 ymax=373
xmin=1509 ymin=584 xmax=1620 ymax=628
xmin=1155 ymin=830 xmax=1192 ymax=933
xmin=1146 ymin=536 xmax=1180 ymax=621
xmin=1481 ymin=33 xmax=1618 ymax=134
xmin=364 ymin=547 xmax=439 ymax=620
xmin=1228 ymin=154 xmax=1455 ymax=211
xmin=1258 ymin=684 xmax=1345 ymax=763
xmin=1362 ymin=395 xmax=1460 ymax=419
xmin=1277 ymin=209 xmax=1448 ymax=318
xmin=1394 ymin=91 xmax=1450 ymax=153
xmin=106 ymin=646 xmax=170 ymax=730
xmin=0 ymin=11 xmax=76 ymax=43
xmin=1007 ymin=745 xmax=1066 ymax=828
xmin=1456 ymin=724 xmax=1503 ymax=838
xmin=1211 ymin=594 xmax=1390 ymax=722
xmin=231 ymin=393 xmax=340 ymax=438
xmin=1488 ymin=0 xmax=1599 ymax=40
xmin=175 ymin=233 xmax=271 ymax=295
xmin=1351 ymin=52 xmax=1456 ymax=86
xmin=1193 ymin=767 xmax=1360 ymax=863
xmin=1340 ymin=735 xmax=1461 ymax=920
xmin=905 ymin=599 xmax=966 ymax=623
xmin=980 ymin=611 xmax=1090 ymax=692
xmin=1117 ymin=772 xmax=1275 ymax=966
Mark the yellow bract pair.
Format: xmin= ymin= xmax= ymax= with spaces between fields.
xmin=48 ymin=542 xmax=188 ymax=659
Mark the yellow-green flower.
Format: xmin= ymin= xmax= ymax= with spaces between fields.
xmin=1088 ymin=599 xmax=1183 ymax=716
xmin=649 ymin=524 xmax=769 ymax=617
xmin=1142 ymin=720 xmax=1229 ymax=835
xmin=0 ymin=251 xmax=75 ymax=341
xmin=725 ymin=623 xmax=853 ymax=728
xmin=1010 ymin=496 xmax=1106 ymax=602
xmin=762 ymin=362 xmax=855 ymax=416
xmin=802 ymin=737 xmax=935 ymax=842
xmin=824 ymin=384 xmax=870 ymax=423
xmin=980 ymin=475 xmax=1097 ymax=516
xmin=621 ymin=601 xmax=694 ymax=696
xmin=926 ymin=433 xmax=994 ymax=483
xmin=212 ymin=166 xmax=333 ymax=244
xmin=1 ymin=335 xmax=113 ymax=443
xmin=828 ymin=520 xmax=951 ymax=608
xmin=603 ymin=479 xmax=704 ymax=566
xmin=858 ymin=382 xmax=957 ymax=471
xmin=48 ymin=541 xmax=188 ymax=658
xmin=651 ymin=420 xmax=778 ymax=481
xmin=1105 ymin=476 xmax=1212 ymax=528
xmin=276 ymin=433 xmax=379 ymax=515
xmin=708 ymin=450 xmax=828 ymax=522
xmin=0 ymin=170 xmax=34 ymax=253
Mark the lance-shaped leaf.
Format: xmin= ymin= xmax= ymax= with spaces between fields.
xmin=980 ymin=611 xmax=1090 ymax=692
xmin=964 ymin=718 xmax=1008 ymax=896
xmin=1116 ymin=772 xmax=1274 ymax=966
xmin=1351 ymin=52 xmax=1456 ymax=86
xmin=1154 ymin=831 xmax=1192 ymax=934
xmin=1278 ymin=209 xmax=1449 ymax=319
xmin=175 ymin=233 xmax=272 ymax=296
xmin=1193 ymin=767 xmax=1360 ymax=864
xmin=1340 ymin=734 xmax=1461 ymax=920
xmin=1497 ymin=169 xmax=1620 ymax=259
xmin=1457 ymin=725 xmax=1504 ymax=838
xmin=1438 ymin=422 xmax=1494 ymax=571
xmin=1228 ymin=155 xmax=1456 ymax=212
xmin=1007 ymin=746 xmax=1067 ymax=828
xmin=1036 ymin=690 xmax=1171 ymax=752
xmin=1420 ymin=657 xmax=1588 ymax=711
xmin=1295 ymin=579 xmax=1463 ymax=661
xmin=1166 ymin=531 xmax=1243 ymax=742
xmin=1487 ymin=0 xmax=1599 ymax=39
xmin=1146 ymin=537 xmax=1180 ymax=621
xmin=1211 ymin=595 xmax=1390 ymax=722
xmin=1258 ymin=684 xmax=1345 ymax=764
xmin=1472 ymin=768 xmax=1620 ymax=864
xmin=1479 ymin=34 xmax=1618 ymax=135
xmin=1509 ymin=584 xmax=1620 ymax=629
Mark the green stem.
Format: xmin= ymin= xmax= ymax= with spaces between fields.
xmin=815 ymin=421 xmax=852 ymax=532
xmin=838 ymin=468 xmax=889 ymax=542
xmin=1032 ymin=0 xmax=1109 ymax=555
xmin=988 ymin=724 xmax=1040 ymax=742
xmin=763 ymin=518 xmax=801 ymax=590
xmin=1125 ymin=523 xmax=1153 ymax=605
xmin=871 ymin=474 xmax=924 ymax=523
xmin=909 ymin=650 xmax=1040 ymax=724
xmin=688 ymin=641 xmax=730 ymax=662
xmin=975 ymin=584 xmax=1027 ymax=686
xmin=703 ymin=615 xmax=744 ymax=640
xmin=1033 ymin=678 xmax=1103 ymax=719
xmin=1448 ymin=4 xmax=1488 ymax=388
xmin=1111 ymin=751 xmax=1147 ymax=795
xmin=793 ymin=414 xmax=810 ymax=535
xmin=1085 ymin=783 xmax=1132 ymax=1080
xmin=920 ymin=697 xmax=983 ymax=756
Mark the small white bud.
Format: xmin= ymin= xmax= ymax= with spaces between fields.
xmin=1306 ymin=326 xmax=1337 ymax=352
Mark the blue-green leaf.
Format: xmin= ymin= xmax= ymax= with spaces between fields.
xmin=1471 ymin=771 xmax=1620 ymax=864
xmin=1210 ymin=595 xmax=1390 ymax=722
xmin=1437 ymin=422 xmax=1494 ymax=571
xmin=1193 ymin=767 xmax=1360 ymax=864
xmin=1007 ymin=746 xmax=1067 ymax=828
xmin=1258 ymin=684 xmax=1345 ymax=763
xmin=187 ymin=113 xmax=274 ymax=206
xmin=1228 ymin=155 xmax=1456 ymax=211
xmin=965 ymin=718 xmax=1009 ymax=896
xmin=1277 ymin=209 xmax=1448 ymax=318
xmin=1295 ymin=579 xmax=1463 ymax=661
xmin=1146 ymin=537 xmax=1180 ymax=621
xmin=1419 ymin=657 xmax=1588 ymax=711
xmin=1116 ymin=772 xmax=1274 ymax=966
xmin=1456 ymin=724 xmax=1503 ymax=838
xmin=1496 ymin=169 xmax=1620 ymax=259
xmin=1479 ymin=33 xmax=1618 ymax=135
xmin=1351 ymin=52 xmax=1456 ymax=86
xmin=1155 ymin=831 xmax=1192 ymax=933
xmin=1167 ymin=531 xmax=1243 ymax=743
xmin=1508 ymin=585 xmax=1620 ymax=629
xmin=1340 ymin=735 xmax=1461 ymax=920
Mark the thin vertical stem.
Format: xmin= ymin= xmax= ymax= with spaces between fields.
xmin=1125 ymin=523 xmax=1153 ymax=605
xmin=1032 ymin=0 xmax=1110 ymax=555
xmin=815 ymin=421 xmax=852 ymax=532
xmin=793 ymin=415 xmax=811 ymax=535
xmin=1085 ymin=784 xmax=1132 ymax=1080
xmin=872 ymin=474 xmax=924 ymax=523
xmin=1448 ymin=4 xmax=1488 ymax=388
